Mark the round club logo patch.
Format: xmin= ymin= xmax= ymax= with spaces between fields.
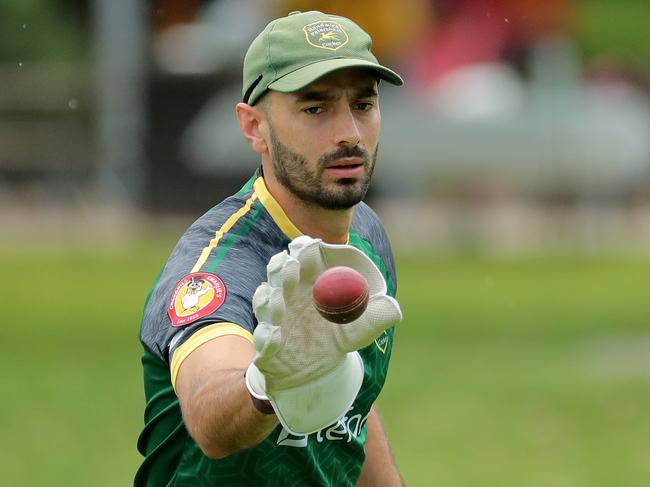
xmin=303 ymin=20 xmax=349 ymax=51
xmin=168 ymin=272 xmax=226 ymax=327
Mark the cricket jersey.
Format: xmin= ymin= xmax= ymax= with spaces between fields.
xmin=135 ymin=170 xmax=398 ymax=486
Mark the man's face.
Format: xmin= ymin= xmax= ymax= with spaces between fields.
xmin=263 ymin=68 xmax=381 ymax=210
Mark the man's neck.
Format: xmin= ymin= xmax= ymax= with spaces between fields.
xmin=263 ymin=172 xmax=353 ymax=245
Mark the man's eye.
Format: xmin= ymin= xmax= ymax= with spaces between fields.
xmin=304 ymin=106 xmax=324 ymax=115
xmin=355 ymin=102 xmax=373 ymax=111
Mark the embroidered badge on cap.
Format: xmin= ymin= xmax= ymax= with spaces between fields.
xmin=168 ymin=272 xmax=226 ymax=326
xmin=303 ymin=20 xmax=349 ymax=51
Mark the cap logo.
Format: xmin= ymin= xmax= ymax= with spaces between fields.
xmin=303 ymin=20 xmax=349 ymax=51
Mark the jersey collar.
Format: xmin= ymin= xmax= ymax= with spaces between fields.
xmin=253 ymin=177 xmax=303 ymax=240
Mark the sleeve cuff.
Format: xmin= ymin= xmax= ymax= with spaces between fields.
xmin=170 ymin=322 xmax=253 ymax=391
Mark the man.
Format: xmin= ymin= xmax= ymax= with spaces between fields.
xmin=136 ymin=10 xmax=405 ymax=486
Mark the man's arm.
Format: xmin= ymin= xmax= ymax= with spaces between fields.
xmin=175 ymin=334 xmax=279 ymax=459
xmin=357 ymin=407 xmax=405 ymax=486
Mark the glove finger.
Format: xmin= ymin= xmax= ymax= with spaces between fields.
xmin=267 ymin=250 xmax=289 ymax=287
xmin=252 ymin=282 xmax=272 ymax=318
xmin=320 ymin=243 xmax=386 ymax=295
xmin=279 ymin=255 xmax=301 ymax=297
xmin=253 ymin=283 xmax=286 ymax=324
xmin=253 ymin=320 xmax=283 ymax=364
xmin=334 ymin=294 xmax=402 ymax=351
xmin=287 ymin=235 xmax=320 ymax=255
xmin=289 ymin=237 xmax=326 ymax=284
xmin=253 ymin=282 xmax=271 ymax=311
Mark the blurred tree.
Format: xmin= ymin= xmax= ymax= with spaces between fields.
xmin=577 ymin=0 xmax=649 ymax=71
xmin=0 ymin=0 xmax=89 ymax=62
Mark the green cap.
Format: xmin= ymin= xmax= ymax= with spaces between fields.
xmin=242 ymin=11 xmax=404 ymax=105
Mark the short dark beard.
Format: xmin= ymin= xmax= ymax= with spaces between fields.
xmin=269 ymin=125 xmax=377 ymax=210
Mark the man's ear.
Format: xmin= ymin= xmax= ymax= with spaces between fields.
xmin=236 ymin=103 xmax=268 ymax=155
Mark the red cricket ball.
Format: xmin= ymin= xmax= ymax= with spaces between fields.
xmin=312 ymin=266 xmax=369 ymax=324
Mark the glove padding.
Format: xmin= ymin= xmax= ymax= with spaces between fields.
xmin=245 ymin=236 xmax=402 ymax=435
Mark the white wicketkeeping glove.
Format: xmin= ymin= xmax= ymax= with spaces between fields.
xmin=245 ymin=236 xmax=402 ymax=435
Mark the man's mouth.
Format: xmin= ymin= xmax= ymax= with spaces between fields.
xmin=324 ymin=158 xmax=365 ymax=177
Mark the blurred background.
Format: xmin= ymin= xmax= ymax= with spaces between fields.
xmin=2 ymin=0 xmax=650 ymax=485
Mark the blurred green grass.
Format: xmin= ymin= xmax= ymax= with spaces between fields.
xmin=2 ymin=242 xmax=650 ymax=486
xmin=578 ymin=0 xmax=650 ymax=67
xmin=382 ymin=254 xmax=650 ymax=486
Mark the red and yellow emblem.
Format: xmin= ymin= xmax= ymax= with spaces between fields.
xmin=168 ymin=272 xmax=226 ymax=327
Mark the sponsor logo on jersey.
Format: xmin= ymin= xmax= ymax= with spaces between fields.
xmin=276 ymin=407 xmax=370 ymax=448
xmin=374 ymin=330 xmax=389 ymax=353
xmin=168 ymin=272 xmax=226 ymax=326
xmin=303 ymin=21 xmax=349 ymax=51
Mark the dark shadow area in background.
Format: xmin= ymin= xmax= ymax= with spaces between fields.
xmin=145 ymin=71 xmax=249 ymax=212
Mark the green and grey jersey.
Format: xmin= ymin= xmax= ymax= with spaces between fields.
xmin=135 ymin=171 xmax=398 ymax=487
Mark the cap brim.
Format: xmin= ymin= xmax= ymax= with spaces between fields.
xmin=268 ymin=58 xmax=404 ymax=94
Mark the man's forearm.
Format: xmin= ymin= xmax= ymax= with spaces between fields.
xmin=182 ymin=368 xmax=278 ymax=459
xmin=357 ymin=407 xmax=404 ymax=486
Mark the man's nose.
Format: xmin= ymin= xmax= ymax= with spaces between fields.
xmin=334 ymin=107 xmax=361 ymax=147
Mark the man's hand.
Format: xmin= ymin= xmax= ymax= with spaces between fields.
xmin=245 ymin=236 xmax=402 ymax=435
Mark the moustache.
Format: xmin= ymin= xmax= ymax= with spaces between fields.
xmin=318 ymin=146 xmax=369 ymax=167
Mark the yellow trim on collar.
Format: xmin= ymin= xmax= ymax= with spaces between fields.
xmin=253 ymin=177 xmax=303 ymax=240
xmin=170 ymin=322 xmax=253 ymax=391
